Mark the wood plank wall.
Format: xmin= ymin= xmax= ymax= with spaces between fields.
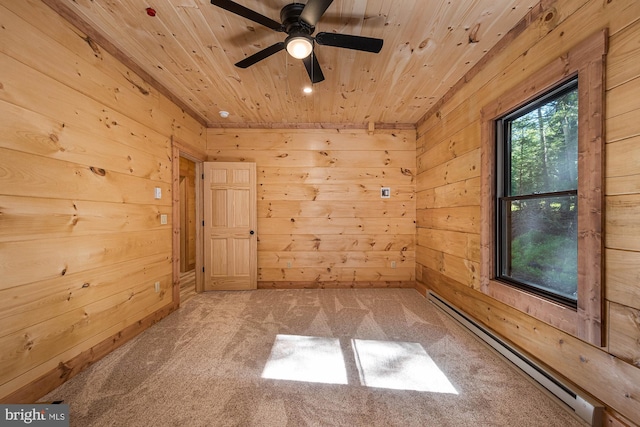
xmin=207 ymin=128 xmax=416 ymax=289
xmin=0 ymin=0 xmax=206 ymax=402
xmin=415 ymin=0 xmax=640 ymax=423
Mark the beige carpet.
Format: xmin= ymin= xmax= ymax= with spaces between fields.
xmin=43 ymin=288 xmax=585 ymax=426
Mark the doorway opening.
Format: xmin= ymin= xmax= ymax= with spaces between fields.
xmin=179 ymin=156 xmax=197 ymax=303
xmin=171 ymin=138 xmax=206 ymax=308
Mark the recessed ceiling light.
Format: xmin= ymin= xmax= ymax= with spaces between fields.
xmin=303 ymin=87 xmax=313 ymax=94
xmin=219 ymin=110 xmax=230 ymax=118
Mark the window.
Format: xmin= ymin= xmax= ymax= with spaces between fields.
xmin=496 ymin=78 xmax=579 ymax=307
xmin=480 ymin=30 xmax=607 ymax=346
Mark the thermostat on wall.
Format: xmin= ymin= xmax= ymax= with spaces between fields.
xmin=381 ymin=187 xmax=390 ymax=198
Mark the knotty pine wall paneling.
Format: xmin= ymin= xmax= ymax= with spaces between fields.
xmin=415 ymin=0 xmax=640 ymax=423
xmin=207 ymin=128 xmax=416 ymax=289
xmin=0 ymin=0 xmax=206 ymax=402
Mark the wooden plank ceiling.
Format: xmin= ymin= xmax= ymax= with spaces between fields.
xmin=45 ymin=0 xmax=541 ymax=127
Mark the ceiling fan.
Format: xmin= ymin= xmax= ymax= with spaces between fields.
xmin=210 ymin=0 xmax=384 ymax=83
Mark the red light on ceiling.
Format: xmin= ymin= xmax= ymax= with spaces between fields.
xmin=145 ymin=7 xmax=157 ymax=17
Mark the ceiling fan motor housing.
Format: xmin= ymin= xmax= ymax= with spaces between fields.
xmin=280 ymin=3 xmax=314 ymax=34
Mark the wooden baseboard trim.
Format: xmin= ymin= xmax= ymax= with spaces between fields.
xmin=258 ymin=281 xmax=416 ymax=289
xmin=2 ymin=303 xmax=177 ymax=404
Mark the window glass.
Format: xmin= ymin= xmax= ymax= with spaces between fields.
xmin=500 ymin=195 xmax=577 ymax=301
xmin=497 ymin=80 xmax=579 ymax=306
xmin=507 ymin=87 xmax=579 ymax=196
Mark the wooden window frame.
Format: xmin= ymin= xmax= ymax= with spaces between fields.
xmin=480 ymin=30 xmax=607 ymax=346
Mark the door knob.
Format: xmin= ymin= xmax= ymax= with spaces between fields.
xmin=250 ymin=230 xmax=255 ymax=235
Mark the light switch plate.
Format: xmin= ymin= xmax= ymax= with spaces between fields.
xmin=160 ymin=214 xmax=168 ymax=225
xmin=154 ymin=187 xmax=162 ymax=199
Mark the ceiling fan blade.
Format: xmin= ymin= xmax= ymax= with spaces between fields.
xmin=310 ymin=13 xmax=385 ymax=27
xmin=302 ymin=52 xmax=325 ymax=84
xmin=315 ymin=32 xmax=383 ymax=53
xmin=211 ymin=0 xmax=282 ymax=31
xmin=235 ymin=42 xmax=285 ymax=68
xmin=300 ymin=0 xmax=334 ymax=27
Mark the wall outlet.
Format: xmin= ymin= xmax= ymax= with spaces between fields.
xmin=381 ymin=187 xmax=391 ymax=198
xmin=160 ymin=214 xmax=168 ymax=225
xmin=154 ymin=281 xmax=160 ymax=293
xmin=391 ymin=261 xmax=397 ymax=269
xmin=286 ymin=261 xmax=292 ymax=268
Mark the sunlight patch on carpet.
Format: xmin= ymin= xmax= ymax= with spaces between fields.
xmin=262 ymin=335 xmax=457 ymax=394
xmin=352 ymin=339 xmax=458 ymax=394
xmin=262 ymin=334 xmax=348 ymax=384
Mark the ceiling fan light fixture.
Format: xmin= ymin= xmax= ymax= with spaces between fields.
xmin=285 ymin=34 xmax=313 ymax=59
xmin=211 ymin=0 xmax=384 ymax=84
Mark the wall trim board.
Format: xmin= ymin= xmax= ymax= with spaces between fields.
xmin=258 ymin=281 xmax=416 ymax=289
xmin=173 ymin=138 xmax=207 ymax=161
xmin=40 ymin=0 xmax=208 ymax=128
xmin=1 ymin=303 xmax=176 ymax=404
xmin=208 ymin=122 xmax=417 ymax=131
xmin=172 ymin=145 xmax=181 ymax=308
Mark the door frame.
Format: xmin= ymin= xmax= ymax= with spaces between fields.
xmin=171 ymin=137 xmax=206 ymax=308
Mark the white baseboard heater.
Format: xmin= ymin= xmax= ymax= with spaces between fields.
xmin=427 ymin=291 xmax=603 ymax=426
